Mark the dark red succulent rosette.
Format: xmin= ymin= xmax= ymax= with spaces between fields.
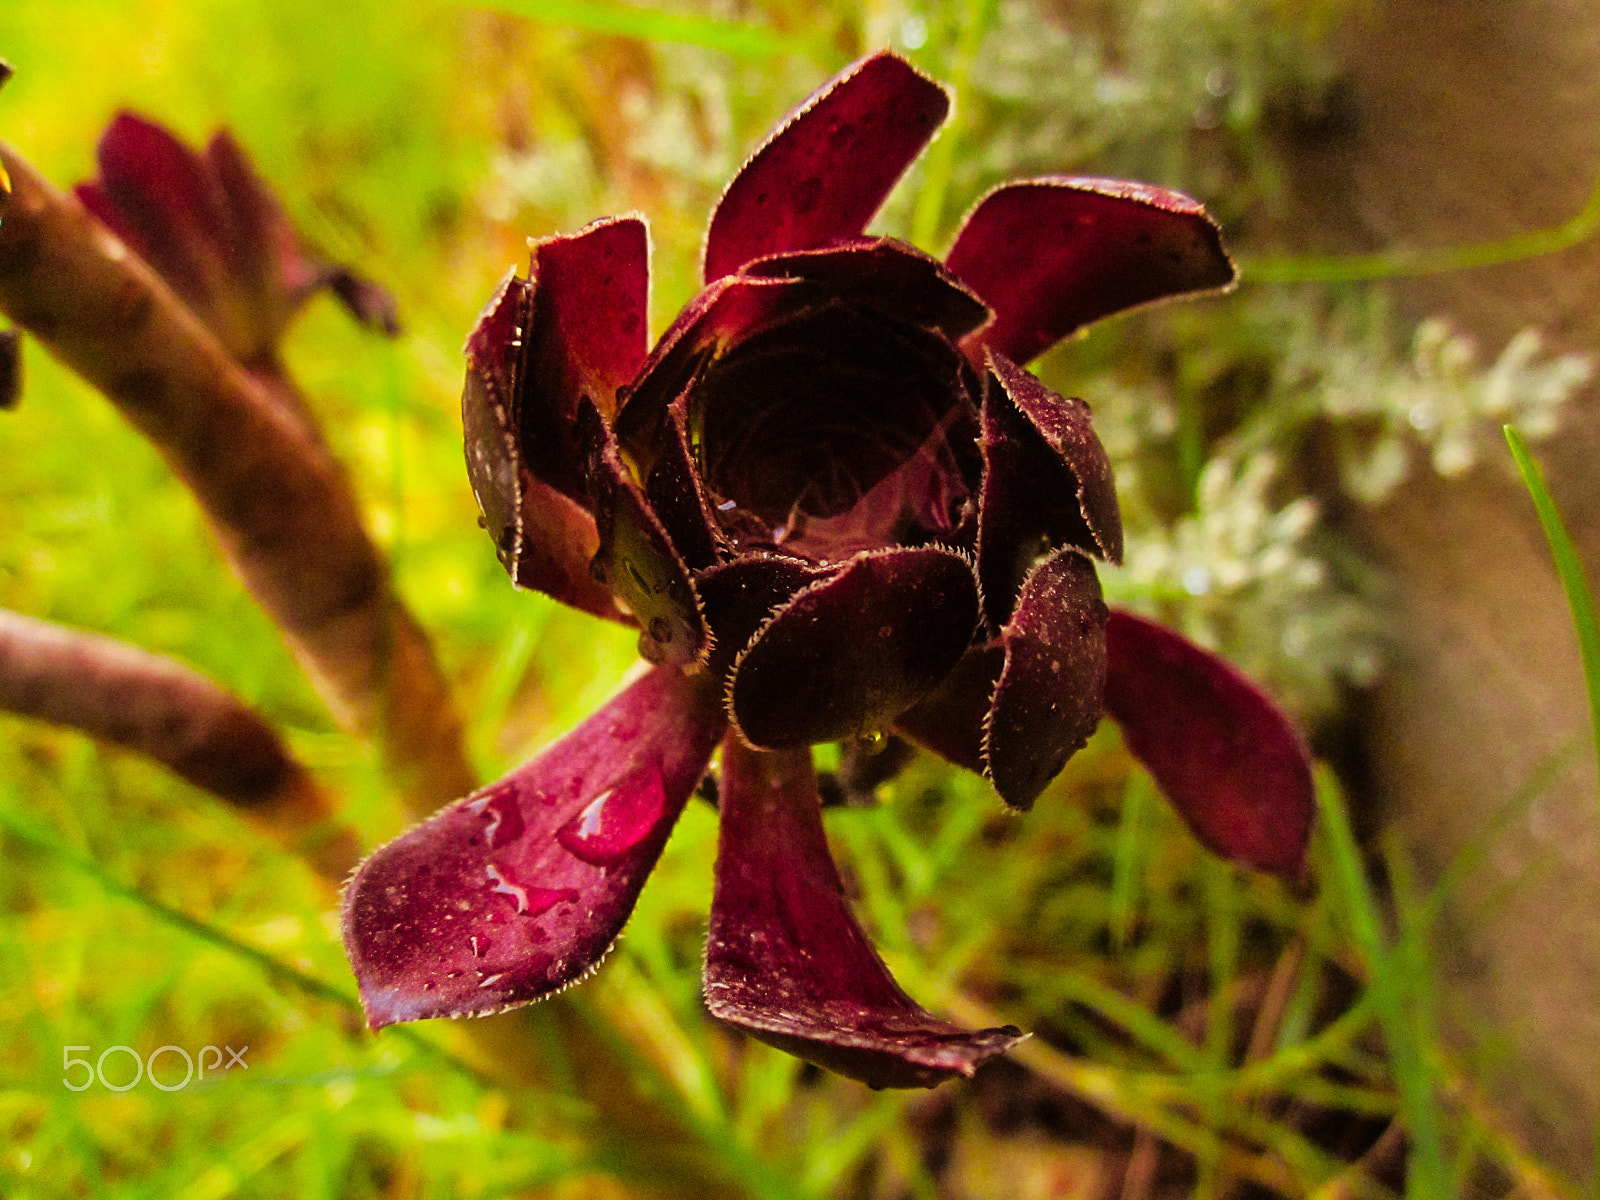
xmin=343 ymin=50 xmax=1315 ymax=1088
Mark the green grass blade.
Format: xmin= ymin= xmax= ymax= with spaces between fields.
xmin=1505 ymin=426 xmax=1600 ymax=777
xmin=1505 ymin=423 xmax=1600 ymax=1199
xmin=1241 ymin=167 xmax=1600 ymax=283
xmin=1315 ymin=769 xmax=1452 ymax=1199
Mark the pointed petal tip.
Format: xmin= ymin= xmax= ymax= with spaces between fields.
xmin=703 ymin=50 xmax=949 ymax=283
xmin=707 ymin=739 xmax=1024 ymax=1089
xmin=719 ymin=1014 xmax=1028 ymax=1090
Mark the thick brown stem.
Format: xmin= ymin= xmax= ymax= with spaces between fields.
xmin=0 ymin=608 xmax=358 ymax=879
xmin=0 ymin=144 xmax=474 ymax=815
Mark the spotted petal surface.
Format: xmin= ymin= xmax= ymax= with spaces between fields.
xmin=984 ymin=548 xmax=1108 ymax=809
xmin=977 ymin=351 xmax=1120 ymax=630
xmin=705 ymin=738 xmax=1024 ymax=1088
xmin=703 ymin=51 xmax=949 ymax=283
xmin=518 ymin=216 xmax=650 ymax=498
xmin=343 ymin=666 xmax=724 ymax=1027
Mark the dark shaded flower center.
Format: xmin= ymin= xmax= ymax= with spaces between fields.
xmin=690 ymin=303 xmax=972 ymax=560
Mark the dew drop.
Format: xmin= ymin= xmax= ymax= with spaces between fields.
xmin=624 ymin=559 xmax=650 ymax=592
xmin=466 ymin=785 xmax=525 ymax=848
xmin=878 ymin=624 xmax=893 ymax=638
xmin=557 ymin=769 xmax=667 ymax=865
xmin=486 ymin=863 xmax=531 ymax=913
xmin=648 ymin=616 xmax=672 ymax=644
xmin=477 ymin=973 xmax=506 ymax=989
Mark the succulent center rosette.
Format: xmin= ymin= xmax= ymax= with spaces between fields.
xmin=342 ymin=50 xmax=1315 ymax=1089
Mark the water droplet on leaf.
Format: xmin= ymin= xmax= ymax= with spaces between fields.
xmin=466 ymin=785 xmax=525 ymax=849
xmin=557 ymin=770 xmax=667 ymax=865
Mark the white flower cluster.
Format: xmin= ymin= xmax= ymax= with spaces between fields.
xmin=965 ymin=0 xmax=1349 ymax=189
xmin=1082 ymin=287 xmax=1591 ymax=723
xmin=1113 ymin=452 xmax=1384 ymax=725
xmin=1285 ymin=307 xmax=1593 ymax=502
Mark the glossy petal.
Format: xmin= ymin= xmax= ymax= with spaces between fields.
xmin=518 ymin=216 xmax=650 ymax=498
xmin=695 ymin=553 xmax=836 ymax=679
xmin=584 ymin=402 xmax=711 ymax=666
xmin=742 ymin=238 xmax=990 ymax=343
xmin=77 ymin=113 xmax=396 ymax=361
xmin=344 ymin=665 xmax=725 ymax=1027
xmin=730 ymin=546 xmax=980 ymax=748
xmin=615 ymin=273 xmax=800 ymax=466
xmin=462 ymin=272 xmax=629 ymax=621
xmin=946 ymin=178 xmax=1236 ymax=366
xmin=977 ymin=352 xmax=1120 ymax=629
xmin=644 ymin=398 xmax=724 ymax=572
xmin=705 ymin=738 xmax=1024 ymax=1088
xmin=984 ymin=549 xmax=1107 ymax=810
xmin=1103 ymin=610 xmax=1314 ymax=877
xmin=690 ymin=303 xmax=972 ymax=557
xmin=703 ymin=51 xmax=949 ymax=284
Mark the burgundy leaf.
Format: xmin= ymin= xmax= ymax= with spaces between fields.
xmin=78 ymin=113 xmax=234 ymax=314
xmin=327 ymin=267 xmax=402 ymax=337
xmin=462 ymin=271 xmax=629 ymax=621
xmin=1103 ymin=610 xmax=1313 ymax=878
xmin=703 ymin=51 xmax=949 ymax=284
xmin=690 ymin=303 xmax=973 ymax=559
xmin=344 ymin=665 xmax=725 ymax=1027
xmin=705 ymin=738 xmax=1024 ymax=1088
xmin=644 ymin=398 xmax=724 ymax=573
xmin=695 ymin=552 xmax=836 ymax=679
xmin=615 ymin=273 xmax=801 ymax=467
xmin=729 ymin=546 xmax=979 ymax=748
xmin=742 ymin=238 xmax=990 ymax=343
xmin=984 ymin=549 xmax=1107 ymax=810
xmin=894 ymin=643 xmax=1005 ymax=776
xmin=946 ymin=178 xmax=1236 ymax=367
xmin=977 ymin=352 xmax=1120 ymax=629
xmin=518 ymin=215 xmax=650 ymax=498
xmin=584 ymin=402 xmax=711 ymax=666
